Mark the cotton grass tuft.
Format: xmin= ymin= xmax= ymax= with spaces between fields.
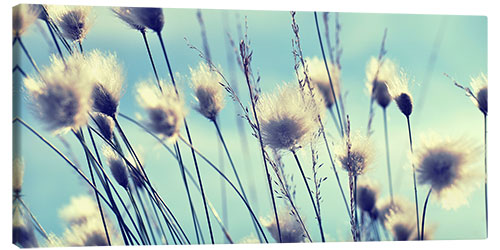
xmin=261 ymin=210 xmax=306 ymax=243
xmin=93 ymin=113 xmax=115 ymax=141
xmin=136 ymin=80 xmax=185 ymax=141
xmin=111 ymin=7 xmax=146 ymax=32
xmin=190 ymin=62 xmax=225 ymax=121
xmin=356 ymin=178 xmax=379 ymax=217
xmin=49 ymin=6 xmax=93 ymax=42
xmin=86 ymin=50 xmax=125 ymax=117
xmin=103 ymin=146 xmax=129 ymax=188
xmin=24 ymin=53 xmax=93 ymax=134
xmin=414 ymin=134 xmax=481 ymax=210
xmin=129 ymin=8 xmax=164 ymax=33
xmin=13 ymin=206 xmax=39 ymax=248
xmin=470 ymin=73 xmax=488 ymax=115
xmin=307 ymin=57 xmax=341 ymax=108
xmin=258 ymin=84 xmax=322 ymax=151
xmin=13 ymin=4 xmax=40 ymax=37
xmin=336 ymin=131 xmax=374 ymax=176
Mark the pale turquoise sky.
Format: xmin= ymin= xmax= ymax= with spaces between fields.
xmin=13 ymin=6 xmax=487 ymax=244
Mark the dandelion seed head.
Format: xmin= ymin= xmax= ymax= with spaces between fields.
xmin=13 ymin=157 xmax=25 ymax=194
xmin=93 ymin=113 xmax=114 ymax=141
xmin=336 ymin=131 xmax=374 ymax=176
xmin=13 ymin=4 xmax=40 ymax=37
xmin=13 ymin=206 xmax=39 ymax=248
xmin=307 ymin=57 xmax=341 ymax=108
xmin=24 ymin=53 xmax=93 ymax=134
xmin=59 ymin=195 xmax=100 ymax=226
xmin=356 ymin=178 xmax=379 ymax=216
xmin=86 ymin=50 xmax=125 ymax=117
xmin=111 ymin=7 xmax=146 ymax=32
xmin=415 ymin=134 xmax=480 ymax=210
xmin=261 ymin=210 xmax=306 ymax=243
xmin=258 ymin=84 xmax=321 ymax=151
xmin=470 ymin=73 xmax=488 ymax=115
xmin=190 ymin=62 xmax=225 ymax=121
xmin=103 ymin=146 xmax=129 ymax=188
xmin=129 ymin=7 xmax=164 ymax=33
xmin=136 ymin=80 xmax=185 ymax=141
xmin=50 ymin=6 xmax=93 ymax=42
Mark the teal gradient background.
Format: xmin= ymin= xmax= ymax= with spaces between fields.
xmin=13 ymin=5 xmax=487 ymax=244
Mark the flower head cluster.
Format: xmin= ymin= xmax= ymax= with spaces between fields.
xmin=387 ymin=71 xmax=413 ymax=117
xmin=257 ymin=84 xmax=323 ymax=151
xmin=93 ymin=113 xmax=115 ymax=141
xmin=307 ymin=57 xmax=341 ymax=108
xmin=190 ymin=62 xmax=225 ymax=121
xmin=336 ymin=131 xmax=374 ymax=176
xmin=24 ymin=53 xmax=93 ymax=134
xmin=261 ymin=210 xmax=306 ymax=243
xmin=414 ymin=134 xmax=480 ymax=210
xmin=365 ymin=57 xmax=398 ymax=108
xmin=469 ymin=73 xmax=488 ymax=115
xmin=385 ymin=208 xmax=418 ymax=241
xmin=136 ymin=80 xmax=185 ymax=141
xmin=49 ymin=6 xmax=93 ymax=42
xmin=13 ymin=4 xmax=40 ymax=37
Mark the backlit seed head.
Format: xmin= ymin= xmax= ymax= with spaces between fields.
xmin=129 ymin=8 xmax=164 ymax=33
xmin=356 ymin=178 xmax=380 ymax=217
xmin=49 ymin=6 xmax=93 ymax=42
xmin=111 ymin=7 xmax=146 ymax=32
xmin=261 ymin=209 xmax=306 ymax=243
xmin=13 ymin=4 xmax=40 ymax=37
xmin=336 ymin=132 xmax=374 ymax=176
xmin=395 ymin=92 xmax=413 ymax=117
xmin=103 ymin=146 xmax=129 ymax=188
xmin=93 ymin=113 xmax=115 ymax=141
xmin=190 ymin=62 xmax=225 ymax=121
xmin=470 ymin=73 xmax=488 ymax=115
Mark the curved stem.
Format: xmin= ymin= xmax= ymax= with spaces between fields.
xmin=406 ymin=115 xmax=420 ymax=240
xmin=421 ymin=188 xmax=432 ymax=240
xmin=383 ymin=108 xmax=394 ymax=204
xmin=177 ymin=135 xmax=269 ymax=243
xmin=141 ymin=30 xmax=162 ymax=92
xmin=44 ymin=19 xmax=65 ymax=63
xmin=157 ymin=31 xmax=213 ymax=244
xmin=291 ymin=150 xmax=325 ymax=242
xmin=17 ymin=37 xmax=42 ymax=77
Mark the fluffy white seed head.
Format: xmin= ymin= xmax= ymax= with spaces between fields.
xmin=385 ymin=208 xmax=417 ymax=241
xmin=190 ymin=62 xmax=225 ymax=121
xmin=414 ymin=134 xmax=480 ymax=210
xmin=307 ymin=57 xmax=341 ymax=108
xmin=61 ymin=216 xmax=110 ymax=246
xmin=24 ymin=53 xmax=93 ymax=134
xmin=86 ymin=50 xmax=125 ymax=117
xmin=93 ymin=113 xmax=115 ymax=141
xmin=13 ymin=205 xmax=39 ymax=248
xmin=59 ymin=195 xmax=101 ymax=226
xmin=470 ymin=73 xmax=488 ymax=115
xmin=356 ymin=178 xmax=380 ymax=217
xmin=366 ymin=57 xmax=398 ymax=108
xmin=13 ymin=4 xmax=40 ymax=37
xmin=376 ymin=196 xmax=411 ymax=224
xmin=103 ymin=146 xmax=129 ymax=188
xmin=13 ymin=157 xmax=25 ymax=194
xmin=129 ymin=8 xmax=164 ymax=33
xmin=258 ymin=84 xmax=322 ymax=151
xmin=239 ymin=234 xmax=260 ymax=244
xmin=49 ymin=6 xmax=93 ymax=42
xmin=336 ymin=131 xmax=374 ymax=176
xmin=387 ymin=70 xmax=413 ymax=116
xmin=111 ymin=7 xmax=146 ymax=32
xmin=136 ymin=80 xmax=185 ymax=141
xmin=261 ymin=209 xmax=306 ymax=243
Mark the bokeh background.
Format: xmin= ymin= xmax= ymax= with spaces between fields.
xmin=13 ymin=5 xmax=487 ymax=244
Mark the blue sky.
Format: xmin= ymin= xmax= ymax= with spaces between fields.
xmin=13 ymin=5 xmax=487 ymax=244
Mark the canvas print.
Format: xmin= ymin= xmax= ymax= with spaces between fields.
xmin=12 ymin=3 xmax=487 ymax=247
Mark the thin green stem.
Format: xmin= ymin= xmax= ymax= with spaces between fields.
xmin=421 ymin=188 xmax=432 ymax=240
xmin=126 ymin=186 xmax=151 ymax=244
xmin=134 ymin=186 xmax=158 ymax=244
xmin=291 ymin=150 xmax=325 ymax=242
xmin=383 ymin=108 xmax=394 ymax=204
xmin=18 ymin=198 xmax=49 ymax=240
xmin=44 ymin=20 xmax=65 ymax=63
xmin=406 ymin=115 xmax=421 ymax=240
xmin=141 ymin=31 xmax=161 ymax=91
